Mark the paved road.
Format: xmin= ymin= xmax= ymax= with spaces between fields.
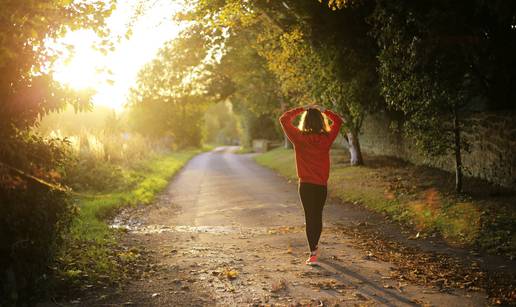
xmin=145 ymin=146 xmax=305 ymax=227
xmin=90 ymin=147 xmax=486 ymax=306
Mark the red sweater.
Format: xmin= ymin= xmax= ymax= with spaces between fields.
xmin=279 ymin=107 xmax=343 ymax=186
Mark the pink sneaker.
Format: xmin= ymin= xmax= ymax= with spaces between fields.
xmin=305 ymin=254 xmax=318 ymax=266
xmin=305 ymin=248 xmax=319 ymax=266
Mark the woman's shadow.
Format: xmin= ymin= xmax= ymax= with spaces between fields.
xmin=314 ymin=258 xmax=422 ymax=307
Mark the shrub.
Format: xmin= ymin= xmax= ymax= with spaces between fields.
xmin=63 ymin=156 xmax=128 ymax=192
xmin=0 ymin=133 xmax=76 ymax=305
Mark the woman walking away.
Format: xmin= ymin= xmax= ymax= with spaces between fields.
xmin=279 ymin=105 xmax=343 ymax=266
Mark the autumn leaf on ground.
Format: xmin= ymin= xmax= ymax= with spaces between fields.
xmin=223 ymin=268 xmax=238 ymax=280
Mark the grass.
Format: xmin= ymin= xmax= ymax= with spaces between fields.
xmin=255 ymin=147 xmax=516 ymax=257
xmin=54 ymin=149 xmax=201 ymax=290
xmin=71 ymin=150 xmax=199 ymax=241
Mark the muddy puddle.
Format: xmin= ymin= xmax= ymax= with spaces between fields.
xmin=110 ymin=207 xmax=340 ymax=236
xmin=110 ymin=217 xmax=307 ymax=236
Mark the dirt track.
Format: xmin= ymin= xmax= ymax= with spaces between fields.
xmin=81 ymin=146 xmax=487 ymax=306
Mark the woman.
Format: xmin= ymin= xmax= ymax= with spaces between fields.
xmin=279 ymin=104 xmax=343 ymax=265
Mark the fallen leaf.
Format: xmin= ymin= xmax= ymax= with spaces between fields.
xmin=224 ymin=269 xmax=238 ymax=280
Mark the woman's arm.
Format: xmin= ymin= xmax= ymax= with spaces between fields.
xmin=279 ymin=107 xmax=305 ymax=144
xmin=323 ymin=109 xmax=344 ymax=143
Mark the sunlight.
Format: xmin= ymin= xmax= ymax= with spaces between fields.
xmin=52 ymin=29 xmax=105 ymax=90
xmin=50 ymin=0 xmax=186 ymax=111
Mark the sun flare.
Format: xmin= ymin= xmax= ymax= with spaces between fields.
xmin=49 ymin=0 xmax=186 ymax=111
xmin=52 ymin=30 xmax=105 ymax=91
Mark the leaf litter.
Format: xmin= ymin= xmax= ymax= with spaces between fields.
xmin=336 ymin=224 xmax=516 ymax=305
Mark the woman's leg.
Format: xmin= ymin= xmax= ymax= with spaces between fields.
xmin=299 ymin=183 xmax=328 ymax=252
xmin=299 ymin=183 xmax=316 ymax=252
xmin=312 ymin=185 xmax=327 ymax=249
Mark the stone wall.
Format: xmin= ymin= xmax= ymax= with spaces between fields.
xmin=356 ymin=111 xmax=516 ymax=189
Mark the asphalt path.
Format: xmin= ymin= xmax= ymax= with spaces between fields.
xmin=81 ymin=146 xmax=486 ymax=306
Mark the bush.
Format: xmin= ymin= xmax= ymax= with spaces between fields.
xmin=0 ymin=183 xmax=75 ymax=304
xmin=0 ymin=133 xmax=76 ymax=305
xmin=61 ymin=133 xmax=158 ymax=193
xmin=63 ymin=156 xmax=129 ymax=192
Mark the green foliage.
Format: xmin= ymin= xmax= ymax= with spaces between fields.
xmin=0 ymin=1 xmax=115 ymax=303
xmin=236 ymin=107 xmax=281 ymax=148
xmin=37 ymin=107 xmax=181 ymax=194
xmin=371 ymin=0 xmax=516 ymax=121
xmin=183 ymin=0 xmax=382 ymax=163
xmin=177 ymin=1 xmax=290 ymax=146
xmin=127 ymin=26 xmax=209 ymax=148
xmin=369 ymin=0 xmax=516 ymax=191
xmin=203 ymin=102 xmax=241 ymax=145
xmin=215 ymin=27 xmax=283 ymax=116
xmin=0 ymin=133 xmax=76 ymax=305
xmin=256 ymin=21 xmax=380 ymax=136
xmin=204 ymin=23 xmax=285 ymax=145
xmin=64 ymin=157 xmax=128 ymax=192
xmin=185 ymin=0 xmax=516 ymax=171
xmin=370 ymin=1 xmax=470 ymax=156
xmin=128 ymin=98 xmax=205 ymax=149
xmin=289 ymin=1 xmax=382 ymax=129
xmin=0 ymin=0 xmax=114 ymax=130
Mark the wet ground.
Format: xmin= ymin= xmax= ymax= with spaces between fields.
xmin=78 ymin=146 xmax=490 ymax=306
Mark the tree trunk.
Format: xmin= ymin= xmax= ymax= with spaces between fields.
xmin=279 ymin=99 xmax=293 ymax=149
xmin=329 ymin=98 xmax=363 ymax=165
xmin=453 ymin=108 xmax=463 ymax=193
xmin=284 ymin=133 xmax=293 ymax=149
xmin=346 ymin=130 xmax=364 ymax=166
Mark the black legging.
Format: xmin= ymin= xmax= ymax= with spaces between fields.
xmin=298 ymin=182 xmax=328 ymax=252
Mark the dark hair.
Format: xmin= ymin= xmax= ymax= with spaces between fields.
xmin=298 ymin=108 xmax=330 ymax=135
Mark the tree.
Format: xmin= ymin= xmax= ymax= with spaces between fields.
xmin=0 ymin=0 xmax=114 ymax=127
xmin=203 ymin=102 xmax=240 ymax=145
xmin=182 ymin=0 xmax=384 ymax=163
xmin=207 ymin=25 xmax=286 ymax=148
xmin=0 ymin=0 xmax=114 ymax=303
xmin=252 ymin=0 xmax=382 ymax=165
xmin=127 ymin=25 xmax=209 ymax=148
xmin=370 ymin=0 xmax=516 ymax=192
xmin=177 ymin=3 xmax=289 ymax=148
xmin=0 ymin=0 xmax=115 ymax=185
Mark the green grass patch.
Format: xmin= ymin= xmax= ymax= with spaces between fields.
xmin=55 ymin=149 xmax=201 ymax=288
xmin=72 ymin=150 xmax=199 ymax=241
xmin=255 ymin=147 xmax=516 ymax=257
xmin=254 ymin=147 xmax=297 ymax=178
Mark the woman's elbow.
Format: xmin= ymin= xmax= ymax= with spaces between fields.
xmin=279 ymin=116 xmax=289 ymax=125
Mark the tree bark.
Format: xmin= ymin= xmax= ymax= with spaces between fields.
xmin=283 ymin=133 xmax=293 ymax=149
xmin=279 ymin=100 xmax=293 ymax=149
xmin=329 ymin=98 xmax=363 ymax=165
xmin=346 ymin=130 xmax=364 ymax=166
xmin=453 ymin=108 xmax=463 ymax=193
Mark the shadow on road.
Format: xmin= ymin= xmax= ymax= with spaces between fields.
xmin=318 ymin=259 xmax=419 ymax=307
